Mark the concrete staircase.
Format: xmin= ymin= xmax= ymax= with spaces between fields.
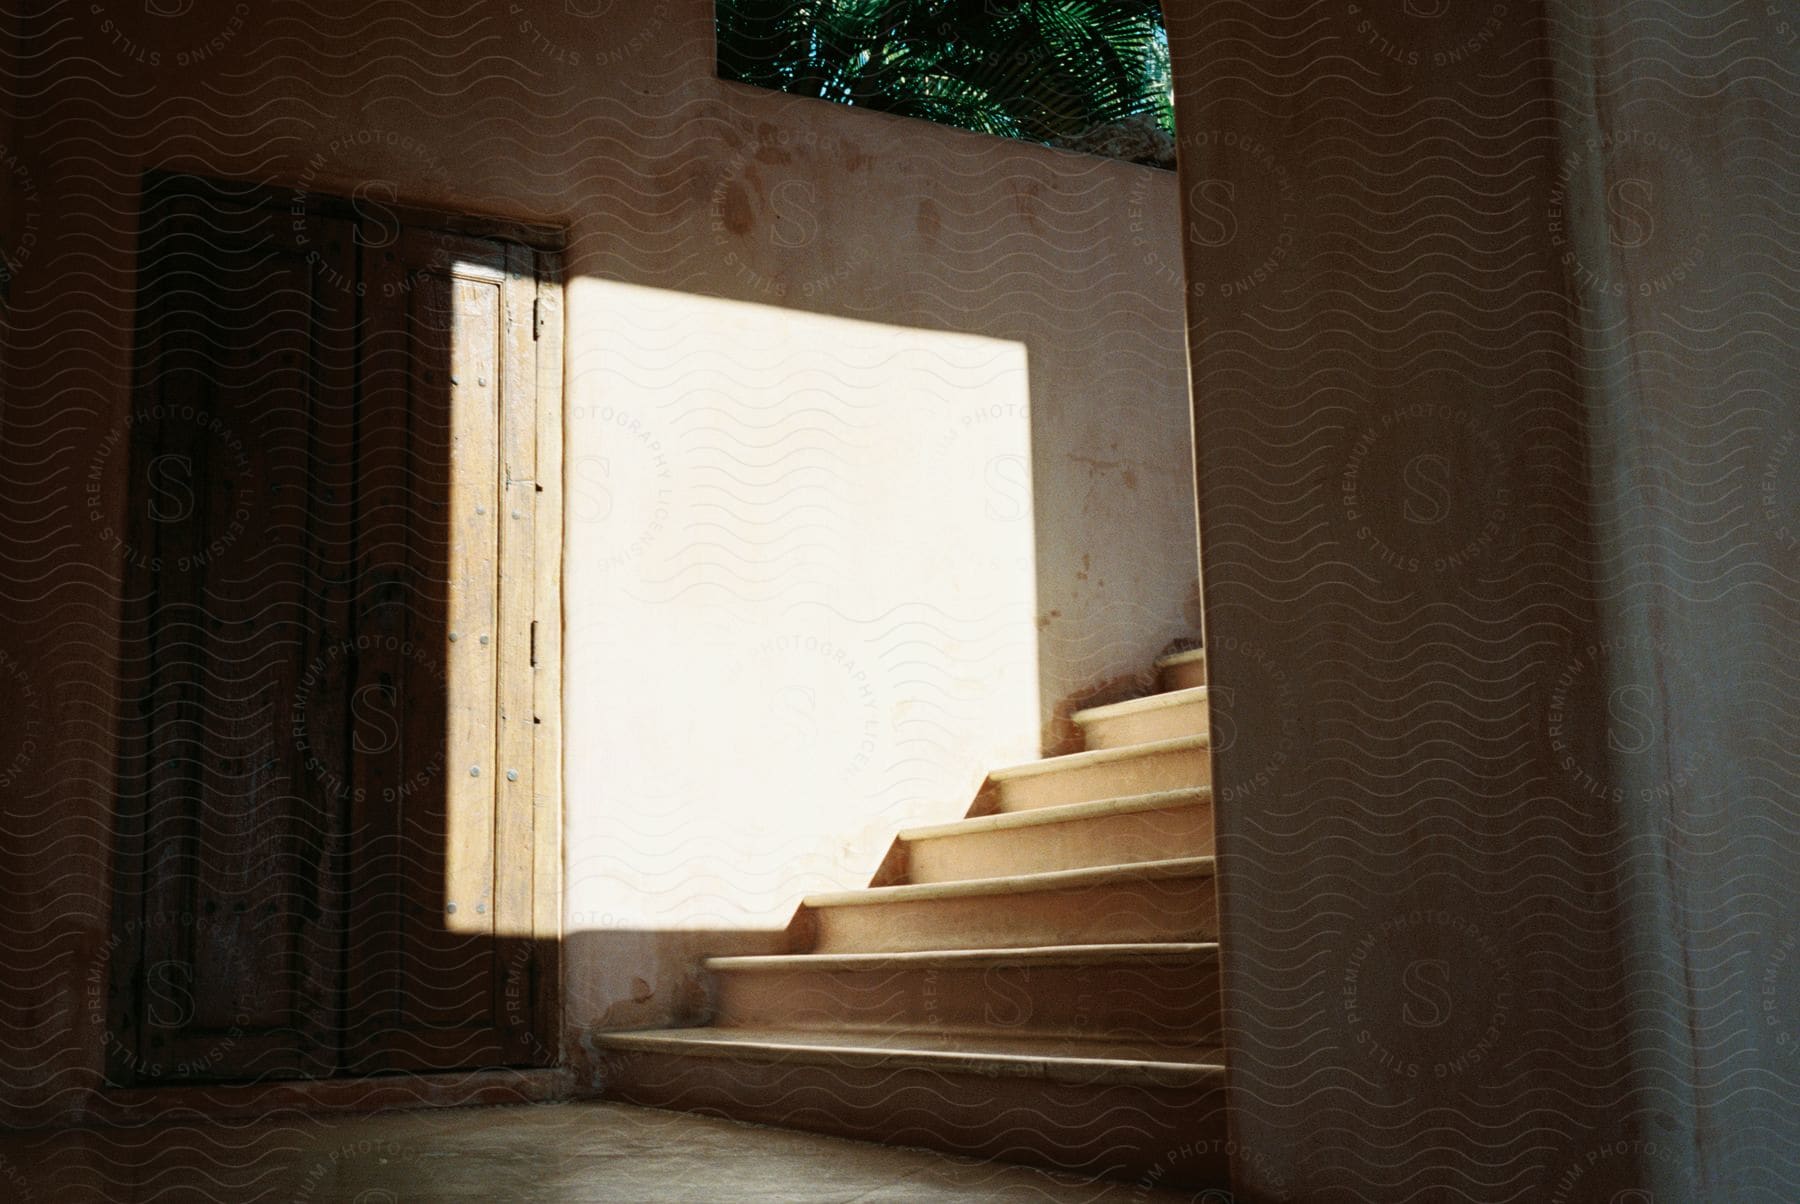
xmin=596 ymin=647 xmax=1225 ymax=1189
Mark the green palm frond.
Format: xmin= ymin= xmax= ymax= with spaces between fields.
xmin=717 ymin=0 xmax=1173 ymax=163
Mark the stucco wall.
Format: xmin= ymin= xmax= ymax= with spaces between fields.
xmin=1542 ymin=2 xmax=1800 ymax=1196
xmin=1167 ymin=1 xmax=1796 ymax=1199
xmin=0 ymin=0 xmax=1196 ymax=1117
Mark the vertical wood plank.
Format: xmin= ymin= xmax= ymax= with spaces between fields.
xmin=131 ymin=194 xmax=212 ymax=1071
xmin=105 ymin=181 xmax=185 ymax=1081
xmin=434 ymin=247 xmax=502 ymax=940
xmin=345 ymin=220 xmax=418 ymax=1072
xmin=495 ymin=243 xmax=537 ymax=948
xmin=406 ymin=235 xmax=501 ymax=1048
xmin=529 ymin=256 xmax=565 ymax=1063
xmin=289 ymin=211 xmax=361 ymax=1077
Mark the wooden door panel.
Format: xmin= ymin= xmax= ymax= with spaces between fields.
xmin=182 ymin=232 xmax=318 ymax=1048
xmin=344 ymin=225 xmax=535 ymax=1073
xmin=111 ymin=180 xmax=355 ymax=1081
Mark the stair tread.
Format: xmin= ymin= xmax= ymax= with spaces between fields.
xmin=1071 ymin=686 xmax=1208 ymax=724
xmin=988 ymin=734 xmax=1208 ymax=781
xmin=594 ymin=1025 xmax=1227 ymax=1088
xmin=1154 ymin=648 xmax=1206 ymax=669
xmin=705 ymin=941 xmax=1219 ymax=973
xmin=802 ymin=855 xmax=1217 ymax=908
xmin=899 ymin=788 xmax=1211 ymax=841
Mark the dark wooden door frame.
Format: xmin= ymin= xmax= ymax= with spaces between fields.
xmin=102 ymin=170 xmax=566 ymax=1090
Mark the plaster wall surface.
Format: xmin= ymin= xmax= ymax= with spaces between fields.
xmin=1166 ymin=1 xmax=1796 ymax=1199
xmin=0 ymin=0 xmax=1196 ymax=1116
xmin=1541 ymin=3 xmax=1800 ymax=1196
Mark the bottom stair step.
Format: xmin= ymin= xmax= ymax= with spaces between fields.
xmin=594 ymin=1027 xmax=1230 ymax=1189
xmin=598 ymin=1026 xmax=1227 ymax=1087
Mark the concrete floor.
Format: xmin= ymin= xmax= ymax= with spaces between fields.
xmin=1 ymin=1100 xmax=1202 ymax=1202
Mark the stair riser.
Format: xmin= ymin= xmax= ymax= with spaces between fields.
xmin=711 ymin=957 xmax=1221 ymax=1045
xmin=904 ymin=804 xmax=1213 ymax=883
xmin=804 ymin=877 xmax=1218 ymax=954
xmin=994 ymin=746 xmax=1209 ymax=811
xmin=602 ymin=1051 xmax=1229 ymax=1188
xmin=1159 ymin=657 xmax=1206 ymax=692
xmin=1077 ymin=700 xmax=1209 ymax=751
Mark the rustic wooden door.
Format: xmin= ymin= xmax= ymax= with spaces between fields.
xmin=105 ymin=175 xmax=561 ymax=1083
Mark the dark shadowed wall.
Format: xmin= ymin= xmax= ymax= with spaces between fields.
xmin=1165 ymin=0 xmax=1796 ymax=1199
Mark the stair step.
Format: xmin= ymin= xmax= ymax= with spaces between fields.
xmin=1073 ymin=686 xmax=1209 ymax=751
xmin=896 ymin=788 xmax=1213 ymax=882
xmin=598 ymin=1026 xmax=1226 ymax=1087
xmin=1154 ymin=647 xmax=1207 ymax=691
xmin=798 ymin=857 xmax=1218 ymax=954
xmin=705 ymin=942 xmax=1222 ymax=1044
xmin=595 ymin=1026 xmax=1229 ymax=1188
xmin=988 ymin=735 xmax=1209 ymax=811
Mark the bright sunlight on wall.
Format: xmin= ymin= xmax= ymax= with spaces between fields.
xmin=563 ymin=279 xmax=1041 ymax=937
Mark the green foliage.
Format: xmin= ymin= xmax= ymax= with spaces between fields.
xmin=717 ymin=0 xmax=1173 ymax=154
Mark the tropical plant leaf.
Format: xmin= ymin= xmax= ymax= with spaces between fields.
xmin=717 ymin=0 xmax=1174 ymax=164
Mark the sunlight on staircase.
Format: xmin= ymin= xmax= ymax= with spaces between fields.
xmin=595 ymin=647 xmax=1226 ymax=1190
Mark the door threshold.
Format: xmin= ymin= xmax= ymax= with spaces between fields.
xmin=63 ymin=1067 xmax=575 ymax=1130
